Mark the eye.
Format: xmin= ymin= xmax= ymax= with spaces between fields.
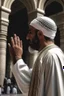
xmin=28 ymin=29 xmax=32 ymax=34
xmin=28 ymin=31 xmax=32 ymax=34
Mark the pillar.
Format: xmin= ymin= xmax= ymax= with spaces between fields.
xmin=50 ymin=12 xmax=64 ymax=52
xmin=0 ymin=6 xmax=10 ymax=86
xmin=59 ymin=23 xmax=64 ymax=52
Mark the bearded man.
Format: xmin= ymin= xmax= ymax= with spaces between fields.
xmin=8 ymin=16 xmax=64 ymax=96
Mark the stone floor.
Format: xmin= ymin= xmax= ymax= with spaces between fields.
xmin=1 ymin=94 xmax=24 ymax=96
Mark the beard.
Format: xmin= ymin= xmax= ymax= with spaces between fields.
xmin=28 ymin=36 xmax=40 ymax=50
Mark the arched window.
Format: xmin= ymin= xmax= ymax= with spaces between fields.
xmin=6 ymin=0 xmax=29 ymax=77
xmin=45 ymin=1 xmax=63 ymax=16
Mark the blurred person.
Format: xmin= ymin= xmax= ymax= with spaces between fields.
xmin=6 ymin=84 xmax=11 ymax=94
xmin=6 ymin=78 xmax=11 ymax=94
xmin=12 ymin=85 xmax=17 ymax=94
xmin=7 ymin=78 xmax=11 ymax=84
xmin=3 ymin=77 xmax=7 ymax=94
xmin=0 ymin=85 xmax=2 ymax=95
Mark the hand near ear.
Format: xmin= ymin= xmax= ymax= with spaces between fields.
xmin=8 ymin=34 xmax=23 ymax=64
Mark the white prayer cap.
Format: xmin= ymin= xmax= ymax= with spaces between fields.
xmin=30 ymin=16 xmax=57 ymax=39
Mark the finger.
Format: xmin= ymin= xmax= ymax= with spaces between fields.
xmin=14 ymin=34 xmax=17 ymax=45
xmin=20 ymin=40 xmax=23 ymax=49
xmin=17 ymin=36 xmax=20 ymax=46
xmin=11 ymin=37 xmax=14 ymax=47
xmin=8 ymin=43 xmax=12 ymax=56
xmin=8 ymin=43 xmax=14 ymax=61
xmin=8 ymin=43 xmax=11 ymax=50
xmin=8 ymin=43 xmax=11 ymax=47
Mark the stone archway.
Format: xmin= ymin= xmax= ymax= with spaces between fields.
xmin=3 ymin=0 xmax=35 ymax=11
xmin=43 ymin=0 xmax=64 ymax=51
xmin=44 ymin=1 xmax=63 ymax=16
xmin=0 ymin=0 xmax=28 ymax=87
xmin=50 ymin=12 xmax=64 ymax=52
xmin=6 ymin=0 xmax=29 ymax=78
xmin=0 ymin=0 xmax=45 ymax=86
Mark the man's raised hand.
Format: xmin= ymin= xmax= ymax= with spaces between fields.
xmin=8 ymin=34 xmax=23 ymax=64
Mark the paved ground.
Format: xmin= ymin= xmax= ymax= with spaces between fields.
xmin=1 ymin=94 xmax=24 ymax=96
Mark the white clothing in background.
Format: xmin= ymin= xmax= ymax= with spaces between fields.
xmin=0 ymin=87 xmax=1 ymax=94
xmin=12 ymin=87 xmax=17 ymax=94
xmin=7 ymin=86 xmax=11 ymax=94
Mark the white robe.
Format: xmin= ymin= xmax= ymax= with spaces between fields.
xmin=12 ymin=45 xmax=64 ymax=96
xmin=0 ymin=87 xmax=2 ymax=95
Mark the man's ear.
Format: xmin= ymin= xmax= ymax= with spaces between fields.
xmin=37 ymin=31 xmax=44 ymax=40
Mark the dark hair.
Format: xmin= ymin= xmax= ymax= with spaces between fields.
xmin=44 ymin=36 xmax=54 ymax=42
xmin=35 ymin=29 xmax=54 ymax=42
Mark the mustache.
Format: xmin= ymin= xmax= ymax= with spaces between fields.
xmin=26 ymin=40 xmax=33 ymax=45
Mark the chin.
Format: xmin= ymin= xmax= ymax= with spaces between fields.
xmin=29 ymin=42 xmax=40 ymax=50
xmin=31 ymin=46 xmax=39 ymax=50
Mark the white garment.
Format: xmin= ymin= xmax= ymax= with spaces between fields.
xmin=7 ymin=79 xmax=11 ymax=84
xmin=7 ymin=86 xmax=11 ymax=94
xmin=12 ymin=59 xmax=32 ymax=95
xmin=25 ymin=46 xmax=38 ymax=68
xmin=12 ymin=87 xmax=17 ymax=94
xmin=0 ymin=87 xmax=1 ymax=94
xmin=12 ymin=45 xmax=64 ymax=96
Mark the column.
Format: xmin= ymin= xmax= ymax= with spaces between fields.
xmin=59 ymin=23 xmax=64 ymax=52
xmin=0 ymin=6 xmax=10 ymax=86
xmin=50 ymin=12 xmax=64 ymax=52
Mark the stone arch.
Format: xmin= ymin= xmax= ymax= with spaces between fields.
xmin=44 ymin=0 xmax=64 ymax=9
xmin=19 ymin=0 xmax=35 ymax=11
xmin=2 ymin=0 xmax=45 ymax=79
xmin=10 ymin=0 xmax=26 ymax=15
xmin=44 ymin=1 xmax=63 ymax=16
xmin=6 ymin=0 xmax=29 ymax=77
xmin=3 ymin=0 xmax=35 ymax=12
xmin=3 ymin=0 xmax=15 ymax=9
xmin=38 ymin=0 xmax=46 ymax=10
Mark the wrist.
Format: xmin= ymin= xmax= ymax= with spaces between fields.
xmin=15 ymin=56 xmax=21 ymax=61
xmin=13 ymin=56 xmax=22 ymax=64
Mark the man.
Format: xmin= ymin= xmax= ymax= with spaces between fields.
xmin=8 ymin=16 xmax=64 ymax=96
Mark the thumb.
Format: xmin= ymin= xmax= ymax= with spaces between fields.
xmin=8 ymin=43 xmax=13 ymax=56
xmin=8 ymin=43 xmax=11 ymax=51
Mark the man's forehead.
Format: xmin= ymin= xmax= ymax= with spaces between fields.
xmin=29 ymin=25 xmax=36 ymax=30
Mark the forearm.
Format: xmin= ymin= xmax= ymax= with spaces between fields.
xmin=12 ymin=59 xmax=32 ymax=94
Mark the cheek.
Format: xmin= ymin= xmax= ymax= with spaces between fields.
xmin=26 ymin=34 xmax=33 ymax=41
xmin=38 ymin=35 xmax=44 ymax=45
xmin=37 ymin=32 xmax=43 ymax=40
xmin=38 ymin=36 xmax=43 ymax=41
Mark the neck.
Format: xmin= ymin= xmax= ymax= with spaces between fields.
xmin=39 ymin=41 xmax=54 ymax=51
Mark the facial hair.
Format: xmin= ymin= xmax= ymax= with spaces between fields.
xmin=28 ymin=35 xmax=40 ymax=50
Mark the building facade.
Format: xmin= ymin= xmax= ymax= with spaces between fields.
xmin=0 ymin=0 xmax=64 ymax=87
